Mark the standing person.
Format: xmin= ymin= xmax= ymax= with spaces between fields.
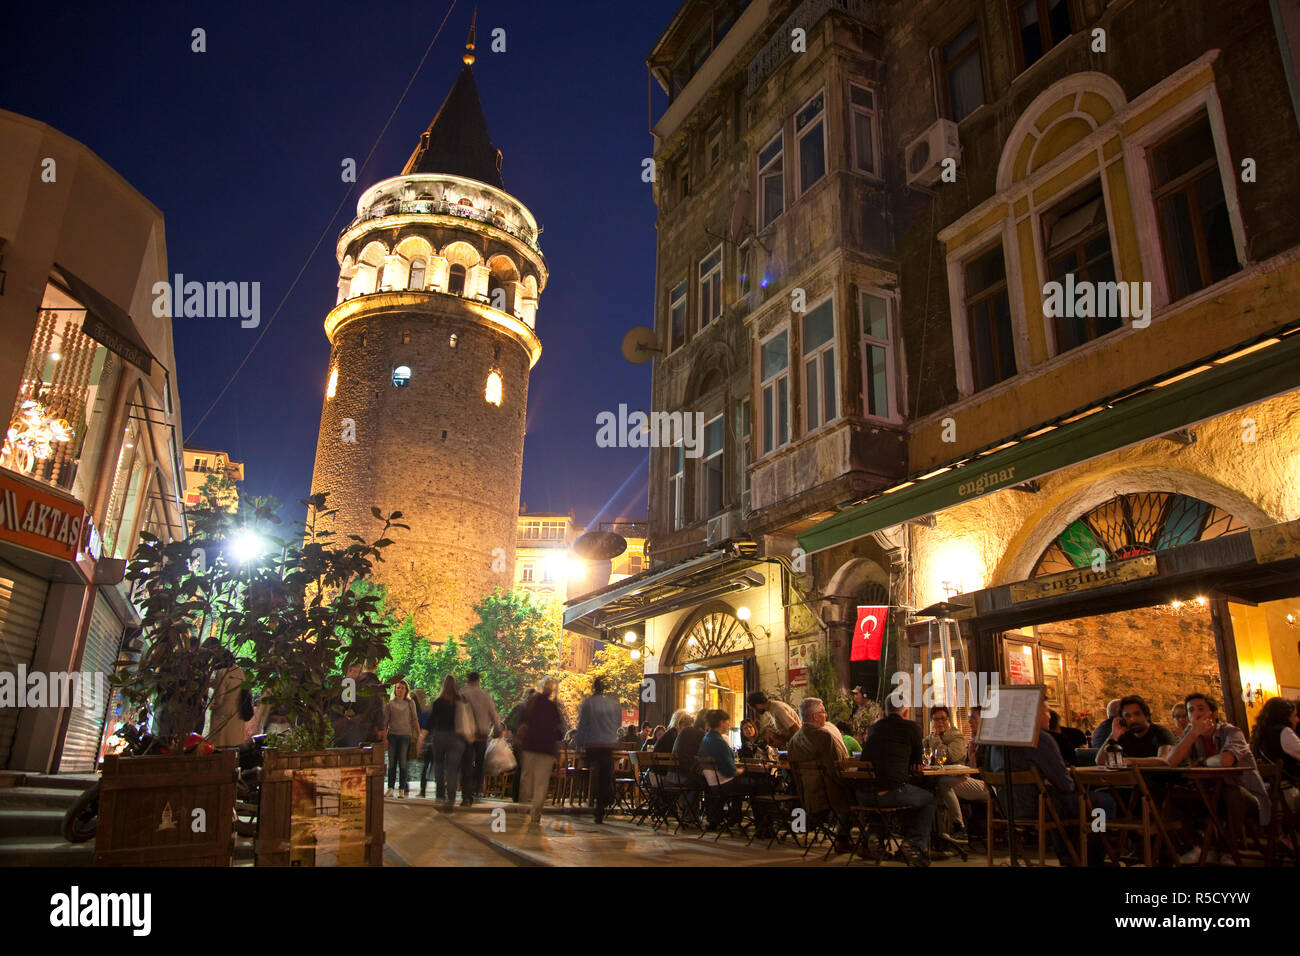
xmin=204 ymin=640 xmax=248 ymax=748
xmin=505 ymin=688 xmax=536 ymax=803
xmin=428 ymin=675 xmax=468 ymax=811
xmin=459 ymin=672 xmax=502 ymax=807
xmin=575 ymin=676 xmax=623 ymax=823
xmin=518 ymin=678 xmax=564 ymax=827
xmin=332 ymin=661 xmax=386 ymax=749
xmin=384 ymin=680 xmax=419 ymax=798
xmin=747 ymin=691 xmax=801 ymax=748
xmin=416 ymin=688 xmax=435 ymax=799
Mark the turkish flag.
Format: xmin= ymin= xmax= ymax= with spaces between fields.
xmin=852 ymin=606 xmax=887 ymax=661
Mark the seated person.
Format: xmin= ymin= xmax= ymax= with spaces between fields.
xmin=855 ymin=697 xmax=937 ymax=867
xmin=697 ymin=709 xmax=772 ymax=821
xmin=1091 ymin=699 xmax=1122 ymax=747
xmin=1171 ymin=701 xmax=1190 ymax=737
xmin=655 ymin=710 xmax=690 ymax=755
xmin=988 ymin=698 xmax=1116 ymax=866
xmin=835 ymin=720 xmax=861 ymax=755
xmin=787 ymin=698 xmax=853 ymax=853
xmin=1166 ymin=692 xmax=1270 ymax=858
xmin=1093 ymin=695 xmax=1175 ymax=763
xmin=923 ymin=705 xmax=985 ymax=843
xmin=1047 ymin=710 xmax=1087 ymax=765
xmin=669 ymin=710 xmax=708 ymax=786
xmin=738 ymin=718 xmax=767 ymax=759
xmin=1251 ymin=697 xmax=1300 ymax=811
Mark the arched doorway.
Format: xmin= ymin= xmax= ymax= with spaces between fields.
xmin=666 ymin=603 xmax=755 ymax=723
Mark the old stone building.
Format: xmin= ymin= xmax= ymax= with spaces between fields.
xmin=569 ymin=0 xmax=1300 ymax=735
xmin=311 ymin=33 xmax=546 ymax=639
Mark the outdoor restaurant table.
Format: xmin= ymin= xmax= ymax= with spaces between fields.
xmin=1075 ymin=764 xmax=1246 ymax=866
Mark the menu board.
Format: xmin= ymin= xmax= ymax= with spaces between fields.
xmin=974 ymin=684 xmax=1043 ymax=747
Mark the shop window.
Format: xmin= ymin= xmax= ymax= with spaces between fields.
xmin=669 ymin=280 xmax=688 ymax=352
xmin=1013 ymin=0 xmax=1073 ymax=73
xmin=1148 ymin=112 xmax=1240 ymax=301
xmin=102 ymin=409 xmax=145 ymax=560
xmin=1042 ymin=180 xmax=1121 ymax=352
xmin=940 ymin=21 xmax=985 ymax=122
xmin=860 ymin=291 xmax=896 ymax=419
xmin=758 ymin=131 xmax=784 ymax=228
xmin=2 ymin=285 xmax=122 ymax=505
xmin=760 ymin=329 xmax=790 ymax=454
xmin=963 ymin=244 xmax=1017 ymax=391
xmin=802 ymin=297 xmax=837 ymax=431
xmin=796 ymin=90 xmax=826 ymax=194
xmin=700 ymin=414 xmax=724 ymax=518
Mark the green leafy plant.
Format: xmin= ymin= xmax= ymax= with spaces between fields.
xmin=808 ymin=647 xmax=851 ymax=724
xmin=460 ymin=589 xmax=557 ymax=712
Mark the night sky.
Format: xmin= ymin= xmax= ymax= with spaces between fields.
xmin=2 ymin=1 xmax=676 ymax=528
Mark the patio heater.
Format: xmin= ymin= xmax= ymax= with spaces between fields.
xmin=915 ymin=599 xmax=971 ymax=724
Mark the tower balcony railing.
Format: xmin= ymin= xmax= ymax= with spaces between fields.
xmin=344 ymin=198 xmax=541 ymax=253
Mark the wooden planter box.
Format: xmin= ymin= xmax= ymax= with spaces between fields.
xmin=94 ymin=750 xmax=238 ymax=867
xmin=255 ymin=747 xmax=384 ymax=866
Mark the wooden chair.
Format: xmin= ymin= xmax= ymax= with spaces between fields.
xmin=844 ymin=762 xmax=908 ymax=866
xmin=1258 ymin=761 xmax=1300 ymax=866
xmin=1071 ymin=767 xmax=1178 ymax=866
xmin=983 ymin=767 xmax=1080 ymax=866
xmin=696 ymin=757 xmax=747 ymax=841
xmin=786 ymin=759 xmax=843 ymax=859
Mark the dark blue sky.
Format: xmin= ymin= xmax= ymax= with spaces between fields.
xmin=3 ymin=1 xmax=675 ymax=527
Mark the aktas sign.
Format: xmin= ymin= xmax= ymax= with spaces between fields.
xmin=0 ymin=469 xmax=86 ymax=560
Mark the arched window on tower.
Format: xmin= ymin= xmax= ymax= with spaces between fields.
xmin=448 ymin=264 xmax=467 ymax=296
xmin=485 ymin=370 xmax=503 ymax=406
xmin=409 ymin=258 xmax=426 ymax=290
xmin=392 ymin=365 xmax=412 ymax=388
xmin=489 ymin=279 xmax=507 ymax=311
xmin=326 ymin=367 xmax=338 ymax=399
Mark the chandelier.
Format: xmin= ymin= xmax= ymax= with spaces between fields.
xmin=2 ymin=399 xmax=73 ymax=474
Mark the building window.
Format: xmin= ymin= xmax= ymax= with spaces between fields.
xmin=409 ymin=258 xmax=426 ymax=290
xmin=522 ymin=521 xmax=540 ymax=539
xmin=802 ymin=298 xmax=837 ymax=431
xmin=670 ymin=444 xmax=686 ymax=530
xmin=392 ymin=365 xmax=412 ymax=387
xmin=401 ymin=329 xmax=411 ymax=344
xmin=1148 ymin=112 xmax=1240 ymax=301
xmin=739 ymin=398 xmax=751 ymax=497
xmin=940 ymin=21 xmax=985 ymax=122
xmin=194 ymin=457 xmax=208 ymax=472
xmin=675 ymin=157 xmax=690 ymax=201
xmin=1043 ymin=180 xmax=1120 ymax=352
xmin=449 ymin=333 xmax=458 ymax=348
xmin=629 ymin=553 xmax=643 ymax=574
xmin=860 ymin=291 xmax=895 ymax=419
xmin=326 ymin=367 xmax=338 ymax=399
xmin=738 ymin=246 xmax=752 ymax=298
xmin=707 ymin=122 xmax=723 ymax=170
xmin=964 ymin=245 xmax=1017 ymax=391
xmin=448 ymin=264 xmax=467 ymax=296
xmin=1013 ymin=0 xmax=1072 ymax=72
xmin=849 ymin=83 xmax=879 ymax=177
xmin=758 ymin=131 xmax=784 ymax=228
xmin=669 ymin=280 xmax=688 ymax=352
xmin=760 ymin=329 xmax=790 ymax=455
xmin=796 ymin=90 xmax=826 ymax=194
xmin=485 ymin=370 xmax=503 ymax=406
xmin=521 ymin=565 xmax=534 ymax=582
xmin=701 ymin=414 xmax=724 ymax=518
xmin=699 ymin=245 xmax=723 ymax=326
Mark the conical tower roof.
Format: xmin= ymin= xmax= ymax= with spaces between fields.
xmin=401 ymin=47 xmax=503 ymax=188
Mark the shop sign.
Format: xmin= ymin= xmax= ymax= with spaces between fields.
xmin=1249 ymin=521 xmax=1300 ymax=566
xmin=0 ymin=469 xmax=85 ymax=561
xmin=1008 ymin=554 xmax=1157 ymax=604
xmin=788 ymin=637 xmax=818 ymax=688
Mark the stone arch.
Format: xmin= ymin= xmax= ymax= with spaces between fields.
xmin=684 ymin=342 xmax=733 ymax=402
xmin=519 ymin=274 xmax=539 ymax=328
xmin=337 ymin=254 xmax=356 ymax=304
xmin=352 ymin=240 xmax=388 ymax=297
xmin=392 ymin=236 xmax=434 ymax=291
xmin=822 ymin=557 xmax=890 ymax=601
xmin=996 ymin=72 xmax=1128 ymax=191
xmin=487 ymin=253 xmax=520 ymax=314
xmin=994 ymin=467 xmax=1274 ymax=585
xmin=662 ymin=600 xmax=755 ymax=669
xmin=441 ymin=240 xmax=483 ymax=269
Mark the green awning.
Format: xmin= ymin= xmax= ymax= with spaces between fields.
xmin=799 ymin=327 xmax=1300 ymax=555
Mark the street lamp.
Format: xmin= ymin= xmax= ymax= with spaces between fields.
xmin=228 ymin=530 xmax=266 ymax=565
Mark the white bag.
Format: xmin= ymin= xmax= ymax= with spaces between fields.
xmin=484 ymin=737 xmax=517 ymax=774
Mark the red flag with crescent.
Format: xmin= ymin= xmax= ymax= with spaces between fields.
xmin=852 ymin=606 xmax=887 ymax=661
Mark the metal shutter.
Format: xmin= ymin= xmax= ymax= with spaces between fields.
xmin=0 ymin=561 xmax=50 ymax=769
xmin=57 ymin=594 xmax=122 ymax=772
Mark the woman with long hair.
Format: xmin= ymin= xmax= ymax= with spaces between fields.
xmin=428 ymin=675 xmax=467 ymax=810
xmin=384 ymin=680 xmax=419 ymax=798
xmin=518 ymin=677 xmax=563 ymax=827
xmin=1253 ymin=697 xmax=1300 ymax=779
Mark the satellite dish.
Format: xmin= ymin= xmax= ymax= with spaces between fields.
xmin=729 ymin=188 xmax=753 ymax=244
xmin=621 ymin=326 xmax=662 ymax=365
xmin=574 ymin=530 xmax=627 ymax=561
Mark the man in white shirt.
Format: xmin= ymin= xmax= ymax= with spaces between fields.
xmin=748 ymin=691 xmax=801 ymax=748
xmin=459 ymin=672 xmax=502 ymax=807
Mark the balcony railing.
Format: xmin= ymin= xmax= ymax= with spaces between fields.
xmin=345 ymin=199 xmax=541 ymax=253
xmin=747 ymin=0 xmax=879 ymax=94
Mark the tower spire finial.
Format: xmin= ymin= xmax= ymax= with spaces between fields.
xmin=463 ymin=9 xmax=477 ymax=66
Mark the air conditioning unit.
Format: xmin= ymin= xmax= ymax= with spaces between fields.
xmin=905 ymin=118 xmax=961 ymax=188
xmin=706 ymin=513 xmax=733 ymax=547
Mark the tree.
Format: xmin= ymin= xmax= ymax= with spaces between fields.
xmin=460 ymin=589 xmax=556 ymax=712
xmin=809 ymin=647 xmax=851 ymax=724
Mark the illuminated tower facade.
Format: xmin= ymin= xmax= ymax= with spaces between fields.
xmin=310 ymin=31 xmax=546 ymax=639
